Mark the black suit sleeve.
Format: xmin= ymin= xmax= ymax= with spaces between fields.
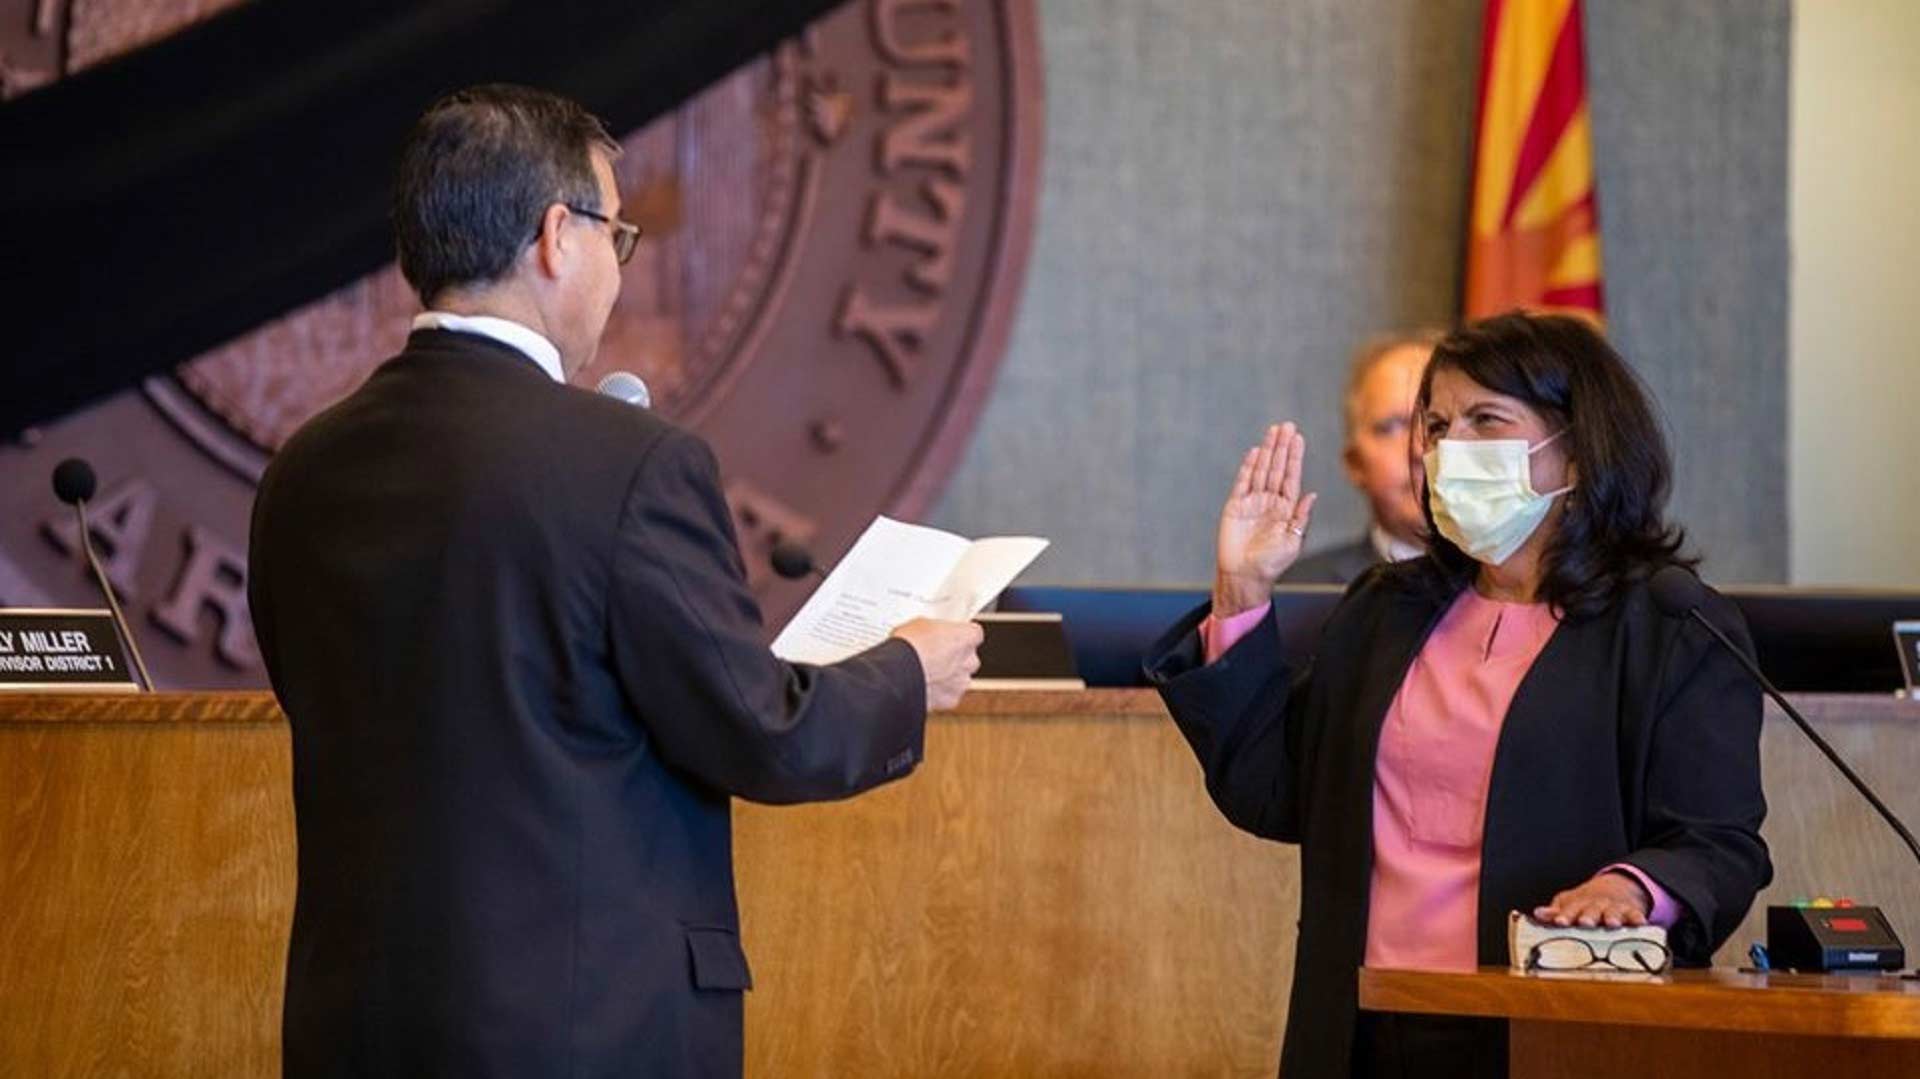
xmin=1144 ymin=602 xmax=1310 ymax=842
xmin=607 ymin=428 xmax=928 ymax=805
xmin=1623 ymin=594 xmax=1773 ymax=961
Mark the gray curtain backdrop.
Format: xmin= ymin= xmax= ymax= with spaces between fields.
xmin=930 ymin=0 xmax=1789 ymax=587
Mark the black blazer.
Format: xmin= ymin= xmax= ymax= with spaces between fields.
xmin=249 ymin=330 xmax=927 ymax=1078
xmin=1145 ymin=559 xmax=1770 ymax=1078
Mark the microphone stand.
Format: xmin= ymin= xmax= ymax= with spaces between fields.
xmin=1685 ymin=607 xmax=1920 ymax=979
xmin=71 ymin=498 xmax=154 ymax=692
xmin=1685 ymin=608 xmax=1920 ymax=871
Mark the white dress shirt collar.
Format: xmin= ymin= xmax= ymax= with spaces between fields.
xmin=1370 ymin=524 xmax=1425 ymax=564
xmin=411 ymin=311 xmax=565 ymax=384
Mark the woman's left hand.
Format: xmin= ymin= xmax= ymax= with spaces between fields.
xmin=1533 ymin=871 xmax=1651 ymax=929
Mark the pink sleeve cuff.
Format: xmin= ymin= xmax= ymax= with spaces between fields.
xmin=1199 ymin=601 xmax=1272 ymax=665
xmin=1605 ymin=862 xmax=1683 ymax=929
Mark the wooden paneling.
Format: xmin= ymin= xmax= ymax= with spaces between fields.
xmin=1721 ymin=693 xmax=1920 ymax=967
xmin=1 ymin=690 xmax=1915 ymax=1076
xmin=0 ymin=720 xmax=292 ymax=1076
xmin=734 ymin=705 xmax=1296 ymax=1078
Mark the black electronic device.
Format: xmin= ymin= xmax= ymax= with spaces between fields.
xmin=1651 ymin=567 xmax=1918 ymax=978
xmin=972 ymin=612 xmax=1082 ymax=690
xmin=1767 ymin=903 xmax=1906 ymax=973
xmin=1726 ymin=587 xmax=1919 ymax=692
xmin=1895 ymin=620 xmax=1920 ymax=700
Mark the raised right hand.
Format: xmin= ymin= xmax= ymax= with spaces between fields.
xmin=1214 ymin=422 xmax=1317 ymax=616
xmin=890 ymin=618 xmax=984 ymax=711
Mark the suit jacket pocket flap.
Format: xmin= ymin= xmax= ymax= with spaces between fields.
xmin=685 ymin=927 xmax=753 ymax=991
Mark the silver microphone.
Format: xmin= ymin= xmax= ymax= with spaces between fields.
xmin=596 ymin=371 xmax=651 ymax=409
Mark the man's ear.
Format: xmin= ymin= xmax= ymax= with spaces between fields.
xmin=532 ymin=203 xmax=570 ymax=280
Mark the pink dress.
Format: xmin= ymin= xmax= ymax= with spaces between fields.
xmin=1202 ymin=589 xmax=1679 ymax=970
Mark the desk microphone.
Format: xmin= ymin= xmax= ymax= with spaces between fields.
xmin=1649 ymin=565 xmax=1920 ymax=874
xmin=770 ymin=541 xmax=825 ymax=581
xmin=596 ymin=371 xmax=651 ymax=408
xmin=51 ymin=458 xmax=154 ymax=691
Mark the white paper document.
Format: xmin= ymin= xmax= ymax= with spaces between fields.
xmin=770 ymin=516 xmax=1049 ymax=666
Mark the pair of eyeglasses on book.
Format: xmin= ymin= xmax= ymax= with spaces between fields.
xmin=1526 ymin=937 xmax=1671 ymax=974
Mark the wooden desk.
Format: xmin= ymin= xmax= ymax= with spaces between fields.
xmin=2 ymin=690 xmax=1915 ymax=1076
xmin=1360 ymin=966 xmax=1920 ymax=1077
xmin=0 ymin=689 xmax=1295 ymax=1077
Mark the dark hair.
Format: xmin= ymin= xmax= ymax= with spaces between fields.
xmin=1414 ymin=312 xmax=1694 ymax=619
xmin=392 ymin=84 xmax=619 ymax=305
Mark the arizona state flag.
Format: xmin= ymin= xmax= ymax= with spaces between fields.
xmin=1464 ymin=0 xmax=1604 ymax=320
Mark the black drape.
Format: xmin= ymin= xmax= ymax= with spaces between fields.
xmin=0 ymin=0 xmax=845 ymax=439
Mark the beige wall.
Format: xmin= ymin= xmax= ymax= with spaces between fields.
xmin=1790 ymin=1 xmax=1920 ymax=587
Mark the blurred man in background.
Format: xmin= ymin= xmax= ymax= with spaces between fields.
xmin=1287 ymin=330 xmax=1439 ymax=584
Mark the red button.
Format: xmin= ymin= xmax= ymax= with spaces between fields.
xmin=1829 ymin=917 xmax=1870 ymax=932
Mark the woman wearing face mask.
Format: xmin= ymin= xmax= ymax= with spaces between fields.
xmin=1145 ymin=312 xmax=1770 ymax=1079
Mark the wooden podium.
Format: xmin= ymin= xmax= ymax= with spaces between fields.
xmin=3 ymin=688 xmax=1916 ymax=1076
xmin=0 ymin=688 xmax=1296 ymax=1077
xmin=1360 ymin=966 xmax=1920 ymax=1077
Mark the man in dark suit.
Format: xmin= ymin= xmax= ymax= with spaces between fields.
xmin=248 ymin=85 xmax=982 ymax=1078
xmin=1287 ymin=331 xmax=1436 ymax=584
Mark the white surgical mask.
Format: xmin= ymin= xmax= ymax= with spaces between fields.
xmin=1423 ymin=430 xmax=1573 ymax=566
